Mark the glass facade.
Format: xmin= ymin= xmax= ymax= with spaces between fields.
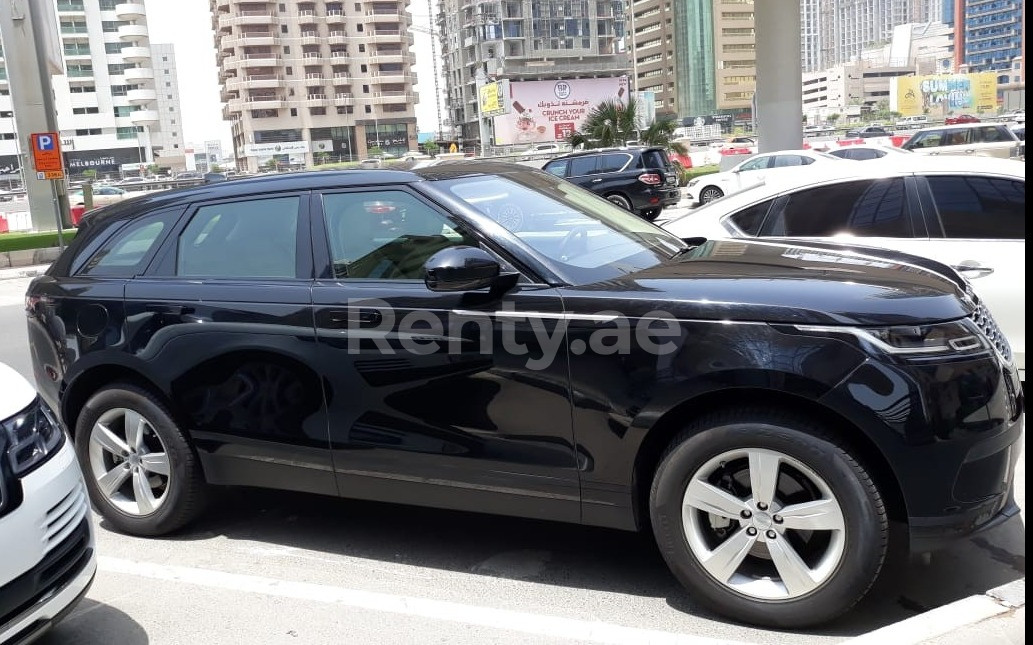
xmin=963 ymin=0 xmax=1023 ymax=74
xmin=676 ymin=2 xmax=717 ymax=115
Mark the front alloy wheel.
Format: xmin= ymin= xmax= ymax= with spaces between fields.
xmin=650 ymin=410 xmax=887 ymax=628
xmin=699 ymin=186 xmax=724 ymax=203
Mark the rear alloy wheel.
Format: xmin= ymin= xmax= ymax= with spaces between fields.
xmin=606 ymin=194 xmax=633 ymax=211
xmin=641 ymin=208 xmax=662 ymax=221
xmin=650 ymin=409 xmax=887 ymax=628
xmin=76 ymin=384 xmax=206 ymax=535
xmin=699 ymin=186 xmax=724 ymax=204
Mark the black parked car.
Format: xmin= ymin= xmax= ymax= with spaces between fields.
xmin=542 ymin=147 xmax=681 ymax=220
xmin=25 ymin=163 xmax=1021 ymax=628
xmin=844 ymin=126 xmax=893 ymax=138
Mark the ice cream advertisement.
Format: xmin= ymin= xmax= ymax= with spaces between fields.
xmin=492 ymin=77 xmax=628 ymax=146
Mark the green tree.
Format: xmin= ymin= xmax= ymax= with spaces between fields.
xmin=367 ymin=145 xmax=384 ymax=159
xmin=826 ymin=113 xmax=841 ymax=125
xmin=211 ymin=163 xmax=224 ymax=172
xmin=312 ymin=153 xmax=329 ymax=166
xmin=82 ymin=169 xmax=97 ymax=182
xmin=567 ymin=97 xmax=640 ymax=149
xmin=638 ymin=116 xmax=688 ymax=155
xmin=262 ymin=158 xmax=278 ymax=172
xmin=147 ymin=163 xmax=160 ymax=176
xmin=424 ymin=140 xmax=440 ymax=157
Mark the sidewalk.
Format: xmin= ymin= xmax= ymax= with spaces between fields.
xmin=0 ymin=262 xmax=51 ymax=281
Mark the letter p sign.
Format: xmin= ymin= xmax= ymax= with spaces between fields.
xmin=30 ymin=132 xmax=64 ymax=177
xmin=37 ymin=134 xmax=55 ymax=151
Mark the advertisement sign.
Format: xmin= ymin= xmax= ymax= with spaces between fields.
xmin=894 ymin=73 xmax=998 ymax=116
xmin=492 ymin=77 xmax=629 ymax=145
xmin=479 ymin=80 xmax=511 ymax=118
xmin=243 ymin=141 xmax=310 ymax=156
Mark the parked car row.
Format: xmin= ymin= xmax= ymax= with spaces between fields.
xmin=13 ymin=160 xmax=1022 ymax=633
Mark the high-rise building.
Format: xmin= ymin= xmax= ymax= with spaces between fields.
xmin=151 ymin=43 xmax=187 ymax=168
xmin=1 ymin=0 xmax=183 ymax=177
xmin=950 ymin=0 xmax=1024 ymax=82
xmin=711 ymin=1 xmax=756 ymax=113
xmin=212 ymin=0 xmax=419 ymax=171
xmin=629 ymin=0 xmax=678 ymax=116
xmin=439 ymin=0 xmax=629 ymax=146
xmin=820 ymin=0 xmax=913 ymax=71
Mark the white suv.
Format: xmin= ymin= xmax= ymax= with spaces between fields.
xmin=0 ymin=362 xmax=96 ymax=644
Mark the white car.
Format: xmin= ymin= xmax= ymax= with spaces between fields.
xmin=0 ymin=362 xmax=96 ymax=643
xmin=686 ymin=149 xmax=845 ymax=205
xmin=70 ymin=185 xmax=128 ymax=206
xmin=664 ymin=156 xmax=1025 ymax=377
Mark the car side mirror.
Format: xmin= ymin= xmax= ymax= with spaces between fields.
xmin=424 ymin=246 xmax=518 ymax=293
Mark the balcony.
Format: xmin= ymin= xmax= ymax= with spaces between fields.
xmin=370 ymin=72 xmax=415 ymax=84
xmin=240 ymin=52 xmax=281 ymax=66
xmin=369 ymin=52 xmax=406 ymax=64
xmin=367 ymin=11 xmax=404 ymax=21
xmin=306 ymin=94 xmax=330 ymax=106
xmin=334 ymin=93 xmax=355 ymax=104
xmin=326 ymin=10 xmax=346 ymax=23
xmin=246 ymin=96 xmax=286 ymax=109
xmin=124 ymin=66 xmax=154 ymax=81
xmin=221 ymin=11 xmax=277 ymax=27
xmin=332 ymin=72 xmax=353 ymax=80
xmin=56 ymin=3 xmax=86 ymax=15
xmin=129 ymin=109 xmax=159 ymax=125
xmin=114 ymin=3 xmax=146 ymax=19
xmin=373 ymin=91 xmax=415 ymax=102
xmin=235 ymin=74 xmax=284 ymax=89
xmin=304 ymin=72 xmax=325 ymax=80
xmin=300 ymin=31 xmax=321 ymax=43
xmin=369 ymin=30 xmax=404 ymax=43
xmin=122 ymin=46 xmax=151 ymax=62
xmin=223 ymin=33 xmax=278 ymax=48
xmin=126 ymin=88 xmax=157 ymax=104
xmin=118 ymin=24 xmax=148 ymax=41
xmin=302 ymin=52 xmax=324 ymax=61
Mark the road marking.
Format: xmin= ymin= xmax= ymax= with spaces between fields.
xmin=98 ymin=556 xmax=750 ymax=645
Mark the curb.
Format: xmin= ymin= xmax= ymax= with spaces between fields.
xmin=846 ymin=578 xmax=1025 ymax=644
xmin=0 ymin=263 xmax=51 ymax=281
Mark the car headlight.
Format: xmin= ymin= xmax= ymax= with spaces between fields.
xmin=794 ymin=320 xmax=988 ymax=356
xmin=688 ymin=178 xmax=700 ymax=187
xmin=2 ymin=398 xmax=65 ymax=476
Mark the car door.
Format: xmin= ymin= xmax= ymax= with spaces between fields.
xmin=123 ymin=192 xmax=334 ymax=496
xmin=915 ymin=174 xmax=1025 ymax=372
xmin=563 ymin=155 xmax=601 ymax=190
xmin=588 ymin=152 xmax=636 ymax=196
xmin=309 ymin=186 xmax=580 ymax=522
xmin=733 ymin=154 xmax=774 ymax=191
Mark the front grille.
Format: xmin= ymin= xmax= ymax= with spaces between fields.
xmin=972 ymin=304 xmax=1012 ymax=363
xmin=0 ymin=517 xmax=91 ymax=629
xmin=44 ymin=482 xmax=89 ymax=555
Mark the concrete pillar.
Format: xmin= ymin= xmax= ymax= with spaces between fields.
xmin=754 ymin=0 xmax=803 ymax=153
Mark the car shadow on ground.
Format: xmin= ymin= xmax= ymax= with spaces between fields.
xmin=36 ymin=599 xmax=149 ymax=645
xmin=97 ymin=486 xmax=1026 ymax=639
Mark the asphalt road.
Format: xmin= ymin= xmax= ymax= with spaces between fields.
xmin=0 ymin=279 xmax=1025 ymax=645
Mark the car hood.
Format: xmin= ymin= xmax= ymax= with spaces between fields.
xmin=561 ymin=239 xmax=973 ymax=326
xmin=0 ymin=362 xmax=36 ymax=422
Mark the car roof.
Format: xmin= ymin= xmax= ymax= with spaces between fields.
xmin=549 ymin=146 xmax=662 ymax=160
xmin=914 ymin=122 xmax=1007 ymax=131
xmin=78 ymin=162 xmax=544 ymax=228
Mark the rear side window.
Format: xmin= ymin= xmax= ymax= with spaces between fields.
xmin=772 ymin=155 xmax=812 ymax=167
xmin=642 ymin=149 xmax=670 ymax=169
xmin=177 ymin=196 xmax=300 ymax=278
xmin=79 ymin=211 xmax=178 ymax=277
xmin=568 ymin=156 xmax=598 ymax=176
xmin=727 ymin=199 xmax=776 ymax=236
xmin=976 ymin=126 xmax=1013 ymax=143
xmin=597 ymin=153 xmax=631 ymax=173
xmin=905 ymin=130 xmax=944 ymax=149
xmin=543 ymin=159 xmax=568 ymax=177
xmin=761 ymin=179 xmax=911 ymax=237
xmin=927 ymin=176 xmax=1024 ymax=239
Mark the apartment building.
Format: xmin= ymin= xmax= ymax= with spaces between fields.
xmin=1 ymin=0 xmax=183 ymax=177
xmin=711 ymin=1 xmax=756 ymax=113
xmin=629 ymin=0 xmax=677 ymax=116
xmin=212 ymin=0 xmax=419 ymax=171
xmin=438 ymin=0 xmax=629 ymax=145
xmin=151 ymin=43 xmax=188 ymax=169
xmin=950 ymin=0 xmax=1024 ymax=81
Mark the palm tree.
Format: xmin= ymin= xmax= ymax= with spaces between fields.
xmin=638 ymin=116 xmax=688 ymax=155
xmin=567 ymin=97 xmax=640 ymax=148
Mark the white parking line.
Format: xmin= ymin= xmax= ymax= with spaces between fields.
xmin=98 ymin=556 xmax=750 ymax=645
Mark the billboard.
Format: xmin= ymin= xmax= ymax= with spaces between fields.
xmin=894 ymin=73 xmax=998 ymax=116
xmin=479 ymin=80 xmax=510 ymax=118
xmin=492 ymin=77 xmax=629 ymax=145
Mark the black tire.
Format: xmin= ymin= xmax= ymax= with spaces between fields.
xmin=649 ymin=408 xmax=887 ymax=628
xmin=641 ymin=208 xmax=662 ymax=221
xmin=75 ymin=383 xmax=207 ymax=536
xmin=606 ymin=193 xmax=633 ymax=211
xmin=698 ymin=186 xmax=724 ymax=204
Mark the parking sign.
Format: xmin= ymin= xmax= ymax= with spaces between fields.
xmin=31 ymin=132 xmax=65 ymax=179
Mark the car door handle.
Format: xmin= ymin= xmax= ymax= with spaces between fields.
xmin=965 ymin=149 xmax=976 ymax=154
xmin=328 ymin=309 xmax=383 ymax=327
xmin=953 ymin=262 xmax=994 ymax=278
xmin=590 ymin=178 xmax=603 ymax=183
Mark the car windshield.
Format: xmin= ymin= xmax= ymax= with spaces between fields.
xmin=434 ymin=173 xmax=687 ymax=284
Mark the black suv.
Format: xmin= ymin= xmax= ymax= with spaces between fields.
xmin=25 ymin=163 xmax=1021 ymax=628
xmin=542 ymin=146 xmax=681 ymax=220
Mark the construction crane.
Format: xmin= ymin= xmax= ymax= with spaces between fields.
xmin=408 ymin=3 xmax=446 ymax=140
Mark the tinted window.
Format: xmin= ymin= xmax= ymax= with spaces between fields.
xmin=738 ymin=156 xmax=770 ymax=171
xmin=322 ymin=191 xmax=477 ymax=279
xmin=762 ymin=179 xmax=911 ymax=237
xmin=772 ymin=155 xmax=810 ymax=168
xmin=177 ymin=197 xmax=299 ymax=278
xmin=927 ymin=176 xmax=1024 ymax=239
xmin=80 ymin=211 xmax=177 ymax=277
xmin=727 ymin=199 xmax=775 ymax=236
xmin=543 ymin=159 xmax=568 ymax=177
xmin=905 ymin=130 xmax=945 ymax=149
xmin=642 ymin=149 xmax=670 ymax=169
xmin=976 ymin=125 xmax=1012 ymax=143
xmin=597 ymin=153 xmax=631 ymax=173
xmin=568 ymin=156 xmax=598 ymax=176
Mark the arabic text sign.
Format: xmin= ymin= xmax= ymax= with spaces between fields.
xmin=243 ymin=141 xmax=310 ymax=156
xmin=479 ymin=80 xmax=510 ymax=118
xmin=492 ymin=77 xmax=628 ymax=145
xmin=30 ymin=133 xmax=65 ymax=178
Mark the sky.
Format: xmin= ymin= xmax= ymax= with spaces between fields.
xmin=145 ymin=0 xmax=440 ymax=150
